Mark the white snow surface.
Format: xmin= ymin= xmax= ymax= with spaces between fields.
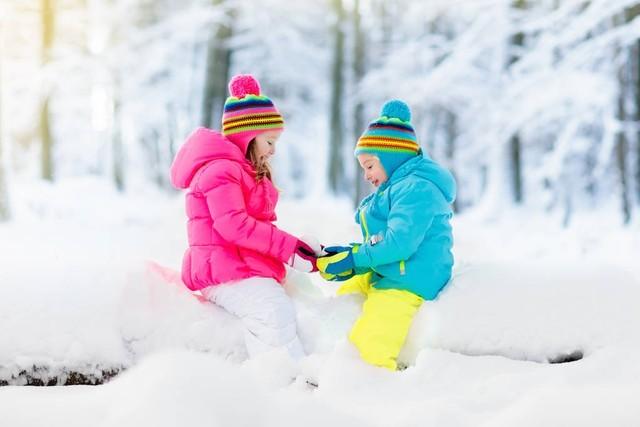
xmin=1 ymin=178 xmax=640 ymax=426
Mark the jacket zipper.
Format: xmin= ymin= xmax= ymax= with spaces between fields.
xmin=360 ymin=208 xmax=370 ymax=241
xmin=361 ymin=205 xmax=406 ymax=276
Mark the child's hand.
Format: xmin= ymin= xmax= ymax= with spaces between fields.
xmin=323 ymin=245 xmax=353 ymax=255
xmin=299 ymin=235 xmax=326 ymax=256
xmin=317 ymin=245 xmax=359 ymax=276
xmin=287 ymin=240 xmax=319 ymax=273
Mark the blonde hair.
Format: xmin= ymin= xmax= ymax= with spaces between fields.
xmin=246 ymin=139 xmax=273 ymax=181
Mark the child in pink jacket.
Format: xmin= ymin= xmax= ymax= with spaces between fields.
xmin=170 ymin=74 xmax=317 ymax=360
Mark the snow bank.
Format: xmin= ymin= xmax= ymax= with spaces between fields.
xmin=2 ymin=178 xmax=640 ymax=425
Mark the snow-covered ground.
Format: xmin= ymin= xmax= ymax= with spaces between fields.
xmin=1 ymin=177 xmax=640 ymax=426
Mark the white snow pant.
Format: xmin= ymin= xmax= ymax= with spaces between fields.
xmin=202 ymin=277 xmax=305 ymax=360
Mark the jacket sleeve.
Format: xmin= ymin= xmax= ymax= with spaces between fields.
xmin=352 ymin=182 xmax=436 ymax=268
xmin=197 ymin=161 xmax=298 ymax=263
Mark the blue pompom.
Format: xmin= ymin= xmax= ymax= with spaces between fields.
xmin=380 ymin=100 xmax=411 ymax=122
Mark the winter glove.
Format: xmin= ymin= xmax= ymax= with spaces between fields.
xmin=287 ymin=240 xmax=319 ymax=273
xmin=323 ymin=245 xmax=357 ymax=256
xmin=299 ymin=235 xmax=327 ymax=256
xmin=317 ymin=245 xmax=359 ymax=277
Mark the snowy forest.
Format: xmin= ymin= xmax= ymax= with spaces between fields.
xmin=2 ymin=1 xmax=640 ymax=424
xmin=2 ymin=0 xmax=640 ymax=225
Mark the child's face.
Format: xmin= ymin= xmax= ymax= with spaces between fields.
xmin=254 ymin=130 xmax=282 ymax=161
xmin=357 ymin=153 xmax=388 ymax=188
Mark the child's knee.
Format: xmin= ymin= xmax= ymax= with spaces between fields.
xmin=336 ymin=272 xmax=374 ymax=295
xmin=244 ymin=304 xmax=298 ymax=348
xmin=240 ymin=288 xmax=299 ymax=345
xmin=257 ymin=297 xmax=297 ymax=330
xmin=349 ymin=289 xmax=422 ymax=370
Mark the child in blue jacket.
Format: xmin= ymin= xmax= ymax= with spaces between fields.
xmin=318 ymin=100 xmax=457 ymax=370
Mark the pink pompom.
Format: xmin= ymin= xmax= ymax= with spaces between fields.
xmin=228 ymin=74 xmax=261 ymax=98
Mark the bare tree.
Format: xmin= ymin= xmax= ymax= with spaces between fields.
xmin=0 ymin=36 xmax=10 ymax=222
xmin=628 ymin=4 xmax=640 ymax=212
xmin=508 ymin=0 xmax=526 ymax=205
xmin=443 ymin=109 xmax=459 ymax=212
xmin=40 ymin=96 xmax=53 ymax=181
xmin=352 ymin=0 xmax=368 ymax=206
xmin=112 ymin=73 xmax=125 ymax=192
xmin=328 ymin=0 xmax=346 ymax=194
xmin=373 ymin=0 xmax=392 ymax=47
xmin=615 ymin=5 xmax=640 ymax=224
xmin=201 ymin=0 xmax=233 ymax=128
xmin=40 ymin=0 xmax=55 ymax=181
xmin=615 ymin=57 xmax=631 ymax=224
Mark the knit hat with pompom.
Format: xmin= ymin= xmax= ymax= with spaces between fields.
xmin=221 ymin=74 xmax=284 ymax=154
xmin=354 ymin=100 xmax=420 ymax=176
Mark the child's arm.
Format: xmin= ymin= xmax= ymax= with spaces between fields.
xmin=317 ymin=183 xmax=439 ymax=277
xmin=197 ymin=161 xmax=298 ymax=263
xmin=352 ymin=183 xmax=437 ymax=268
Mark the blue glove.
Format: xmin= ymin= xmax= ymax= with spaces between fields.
xmin=323 ymin=245 xmax=356 ymax=254
xmin=317 ymin=245 xmax=359 ymax=276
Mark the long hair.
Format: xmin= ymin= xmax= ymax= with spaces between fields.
xmin=245 ymin=139 xmax=273 ymax=181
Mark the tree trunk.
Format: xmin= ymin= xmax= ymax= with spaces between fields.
xmin=112 ymin=74 xmax=124 ymax=192
xmin=628 ymin=39 xmax=640 ymax=210
xmin=636 ymin=87 xmax=640 ymax=207
xmin=0 ymin=40 xmax=9 ymax=221
xmin=508 ymin=0 xmax=526 ymax=204
xmin=636 ymin=40 xmax=640 ymax=209
xmin=619 ymin=5 xmax=640 ymax=223
xmin=616 ymin=46 xmax=632 ymax=225
xmin=509 ymin=135 xmax=523 ymax=203
xmin=0 ymin=150 xmax=8 ymax=222
xmin=201 ymin=0 xmax=233 ymax=129
xmin=40 ymin=96 xmax=53 ymax=180
xmin=615 ymin=110 xmax=631 ymax=224
xmin=374 ymin=0 xmax=392 ymax=46
xmin=636 ymin=38 xmax=640 ymax=207
xmin=628 ymin=6 xmax=640 ymax=209
xmin=352 ymin=0 xmax=368 ymax=206
xmin=444 ymin=109 xmax=459 ymax=212
xmin=40 ymin=0 xmax=54 ymax=181
xmin=328 ymin=0 xmax=346 ymax=194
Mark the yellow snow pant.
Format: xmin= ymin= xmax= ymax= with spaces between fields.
xmin=337 ymin=272 xmax=423 ymax=371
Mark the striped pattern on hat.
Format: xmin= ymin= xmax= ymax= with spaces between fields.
xmin=221 ymin=75 xmax=284 ymax=140
xmin=355 ymin=100 xmax=419 ymax=156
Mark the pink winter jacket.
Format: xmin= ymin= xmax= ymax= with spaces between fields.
xmin=170 ymin=127 xmax=298 ymax=291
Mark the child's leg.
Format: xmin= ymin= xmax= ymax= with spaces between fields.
xmin=202 ymin=277 xmax=305 ymax=360
xmin=336 ymin=272 xmax=374 ymax=296
xmin=349 ymin=288 xmax=423 ymax=370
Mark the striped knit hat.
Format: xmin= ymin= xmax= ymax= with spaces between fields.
xmin=354 ymin=100 xmax=420 ymax=176
xmin=221 ymin=74 xmax=284 ymax=154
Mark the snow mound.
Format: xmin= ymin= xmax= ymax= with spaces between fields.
xmin=403 ymin=260 xmax=640 ymax=363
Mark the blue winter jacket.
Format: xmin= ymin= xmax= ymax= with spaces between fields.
xmin=351 ymin=151 xmax=457 ymax=300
